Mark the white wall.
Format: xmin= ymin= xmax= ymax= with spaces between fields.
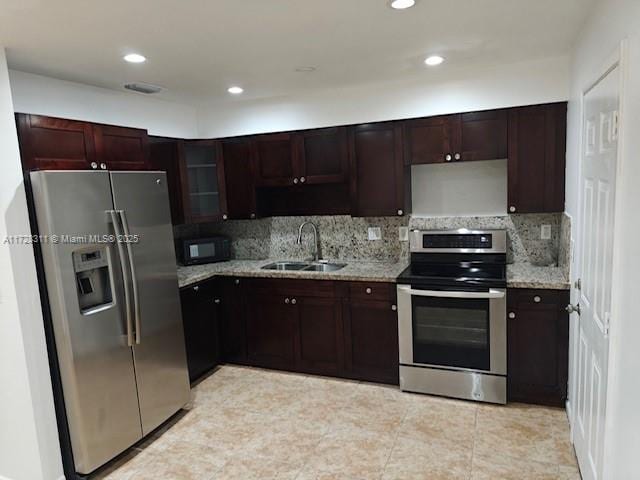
xmin=566 ymin=1 xmax=640 ymax=478
xmin=411 ymin=160 xmax=507 ymax=217
xmin=0 ymin=49 xmax=63 ymax=480
xmin=197 ymin=55 xmax=570 ymax=138
xmin=9 ymin=70 xmax=199 ymax=138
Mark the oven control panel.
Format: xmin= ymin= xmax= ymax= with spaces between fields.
xmin=422 ymin=234 xmax=492 ymax=249
xmin=410 ymin=229 xmax=507 ymax=254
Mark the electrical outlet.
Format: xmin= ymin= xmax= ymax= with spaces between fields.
xmin=541 ymin=224 xmax=552 ymax=240
xmin=398 ymin=226 xmax=409 ymax=242
xmin=367 ymin=227 xmax=381 ymax=241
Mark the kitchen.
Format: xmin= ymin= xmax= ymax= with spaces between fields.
xmin=1 ymin=1 xmax=639 ymax=480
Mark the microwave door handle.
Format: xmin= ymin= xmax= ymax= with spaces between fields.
xmin=398 ymin=285 xmax=505 ymax=299
xmin=108 ymin=210 xmax=134 ymax=347
xmin=119 ymin=209 xmax=141 ymax=345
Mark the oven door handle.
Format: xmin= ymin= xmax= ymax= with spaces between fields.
xmin=397 ymin=285 xmax=505 ymax=299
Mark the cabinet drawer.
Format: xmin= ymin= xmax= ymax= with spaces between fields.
xmin=348 ymin=282 xmax=395 ymax=302
xmin=246 ymin=278 xmax=337 ymax=298
xmin=508 ymin=289 xmax=563 ymax=308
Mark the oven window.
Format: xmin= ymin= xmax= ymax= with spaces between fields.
xmin=412 ymin=295 xmax=490 ymax=371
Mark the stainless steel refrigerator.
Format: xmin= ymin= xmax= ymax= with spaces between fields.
xmin=30 ymin=170 xmax=190 ymax=475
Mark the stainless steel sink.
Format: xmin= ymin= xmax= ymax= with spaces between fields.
xmin=261 ymin=261 xmax=310 ymax=271
xmin=261 ymin=261 xmax=347 ymax=272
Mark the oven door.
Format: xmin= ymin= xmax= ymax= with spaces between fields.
xmin=397 ymin=285 xmax=506 ymax=375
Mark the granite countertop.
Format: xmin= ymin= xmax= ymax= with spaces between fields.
xmin=506 ymin=263 xmax=570 ymax=290
xmin=177 ymin=259 xmax=410 ymax=288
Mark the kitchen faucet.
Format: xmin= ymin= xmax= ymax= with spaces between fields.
xmin=296 ymin=221 xmax=322 ymax=262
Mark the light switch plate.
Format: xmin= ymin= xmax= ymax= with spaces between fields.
xmin=399 ymin=226 xmax=409 ymax=242
xmin=541 ymin=224 xmax=552 ymax=240
xmin=368 ymin=227 xmax=382 ymax=241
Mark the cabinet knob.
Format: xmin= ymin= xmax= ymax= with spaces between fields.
xmin=391 ymin=305 xmax=397 ymax=311
xmin=509 ymin=206 xmax=516 ymax=213
xmin=91 ymin=162 xmax=98 ymax=169
xmin=445 ymin=154 xmax=452 ymax=162
xmin=235 ymin=279 xmax=240 ymax=285
xmin=397 ymin=209 xmax=403 ymax=216
xmin=293 ymin=178 xmax=299 ymax=184
xmin=533 ymin=296 xmax=541 ymax=303
xmin=300 ymin=177 xmax=306 ymax=183
xmin=285 ymin=297 xmax=290 ymax=304
xmin=193 ymin=285 xmax=199 ymax=292
xmin=365 ymin=287 xmax=372 ymax=294
xmin=222 ymin=214 xmax=228 ymax=220
xmin=291 ymin=298 xmax=297 ymax=305
xmin=100 ymin=163 xmax=107 ymax=170
xmin=250 ymin=213 xmax=256 ymax=219
xmin=214 ymin=298 xmax=221 ymax=304
xmin=454 ymin=153 xmax=461 ymax=161
xmin=508 ymin=312 xmax=516 ymax=319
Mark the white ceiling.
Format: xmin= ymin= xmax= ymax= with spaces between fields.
xmin=0 ymin=0 xmax=594 ymax=105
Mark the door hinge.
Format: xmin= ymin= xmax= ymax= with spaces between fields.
xmin=604 ymin=312 xmax=611 ymax=336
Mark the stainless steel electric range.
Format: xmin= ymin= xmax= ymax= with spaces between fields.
xmin=396 ymin=229 xmax=507 ymax=404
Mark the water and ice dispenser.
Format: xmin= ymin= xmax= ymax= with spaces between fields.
xmin=73 ymin=248 xmax=113 ymax=313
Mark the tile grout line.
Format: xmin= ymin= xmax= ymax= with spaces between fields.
xmin=379 ymin=403 xmax=410 ymax=480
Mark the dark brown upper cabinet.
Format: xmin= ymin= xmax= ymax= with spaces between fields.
xmin=149 ymin=137 xmax=184 ymax=225
xmin=405 ymin=110 xmax=507 ymax=165
xmin=292 ymin=126 xmax=349 ymax=185
xmin=16 ymin=113 xmax=97 ymax=171
xmin=252 ymin=133 xmax=296 ymax=187
xmin=508 ymin=103 xmax=567 ymax=213
xmin=16 ymin=113 xmax=151 ymax=172
xmin=93 ymin=124 xmax=150 ymax=170
xmin=222 ymin=138 xmax=257 ymax=219
xmin=178 ymin=140 xmax=228 ymax=223
xmin=349 ymin=122 xmax=409 ymax=217
xmin=454 ymin=109 xmax=508 ymax=162
xmin=404 ymin=115 xmax=454 ymax=165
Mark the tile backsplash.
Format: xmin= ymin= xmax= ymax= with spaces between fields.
xmin=174 ymin=213 xmax=567 ymax=266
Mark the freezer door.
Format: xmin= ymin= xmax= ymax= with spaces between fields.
xmin=110 ymin=171 xmax=190 ymax=435
xmin=29 ymin=171 xmax=143 ymax=475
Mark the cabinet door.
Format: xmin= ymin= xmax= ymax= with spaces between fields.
xmin=222 ymin=138 xmax=257 ymax=219
xmin=253 ymin=133 xmax=296 ymax=187
xmin=404 ymin=115 xmax=455 ymax=165
xmin=93 ymin=124 xmax=150 ymax=170
xmin=343 ymin=299 xmax=399 ymax=385
xmin=179 ymin=140 xmax=229 ymax=223
xmin=180 ymin=282 xmax=221 ymax=383
xmin=349 ymin=122 xmax=408 ymax=217
xmin=149 ymin=138 xmax=184 ymax=225
xmin=452 ymin=110 xmax=508 ymax=162
xmin=507 ymin=289 xmax=569 ymax=406
xmin=508 ymin=103 xmax=567 ymax=213
xmin=246 ymin=294 xmax=297 ymax=370
xmin=16 ymin=113 xmax=96 ymax=171
xmin=294 ymin=127 xmax=348 ymax=185
xmin=295 ymin=296 xmax=344 ymax=376
xmin=219 ymin=277 xmax=248 ymax=363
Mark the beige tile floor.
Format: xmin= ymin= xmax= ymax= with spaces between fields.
xmin=95 ymin=365 xmax=581 ymax=480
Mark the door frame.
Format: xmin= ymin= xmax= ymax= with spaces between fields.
xmin=568 ymin=40 xmax=629 ymax=480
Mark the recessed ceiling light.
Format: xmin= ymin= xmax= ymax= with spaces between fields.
xmin=424 ymin=55 xmax=445 ymax=66
xmin=123 ymin=53 xmax=146 ymax=64
xmin=227 ymin=86 xmax=244 ymax=94
xmin=390 ymin=0 xmax=416 ymax=9
xmin=295 ymin=66 xmax=317 ymax=73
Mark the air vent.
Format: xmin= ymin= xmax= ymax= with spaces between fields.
xmin=124 ymin=82 xmax=164 ymax=94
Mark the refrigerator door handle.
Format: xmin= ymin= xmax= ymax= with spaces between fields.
xmin=108 ymin=210 xmax=134 ymax=347
xmin=119 ymin=209 xmax=141 ymax=345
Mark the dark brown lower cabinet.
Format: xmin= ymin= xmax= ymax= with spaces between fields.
xmin=232 ymin=278 xmax=399 ymax=384
xmin=246 ymin=293 xmax=297 ymax=370
xmin=507 ymin=288 xmax=570 ymax=407
xmin=219 ymin=277 xmax=248 ymax=363
xmin=343 ymin=297 xmax=399 ymax=385
xmin=296 ymin=296 xmax=344 ymax=376
xmin=180 ymin=279 xmax=221 ymax=383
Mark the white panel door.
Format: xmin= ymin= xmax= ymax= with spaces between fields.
xmin=573 ymin=64 xmax=620 ymax=480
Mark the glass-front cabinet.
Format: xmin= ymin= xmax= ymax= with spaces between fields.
xmin=179 ymin=140 xmax=228 ymax=223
